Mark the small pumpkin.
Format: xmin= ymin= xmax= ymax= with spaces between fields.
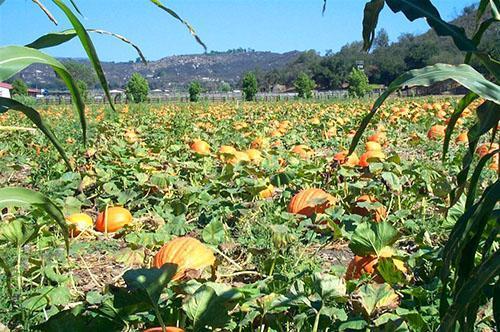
xmin=352 ymin=195 xmax=387 ymax=222
xmin=95 ymin=207 xmax=133 ymax=233
xmin=190 ymin=139 xmax=211 ymax=155
xmin=427 ymin=125 xmax=446 ymax=140
xmin=455 ymin=132 xmax=468 ymax=144
xmin=66 ymin=213 xmax=93 ymax=237
xmin=259 ymin=184 xmax=274 ymax=199
xmin=357 ymin=150 xmax=385 ymax=167
xmin=291 ymin=145 xmax=312 ymax=159
xmin=288 ymin=188 xmax=336 ymax=217
xmin=153 ymin=237 xmax=215 ymax=281
xmin=345 ymin=255 xmax=383 ymax=282
xmin=143 ymin=327 xmax=184 ymax=332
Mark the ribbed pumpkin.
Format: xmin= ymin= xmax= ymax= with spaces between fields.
xmin=427 ymin=125 xmax=446 ymax=140
xmin=345 ymin=255 xmax=383 ymax=282
xmin=288 ymin=188 xmax=336 ymax=217
xmin=66 ymin=213 xmax=93 ymax=237
xmin=95 ymin=207 xmax=133 ymax=233
xmin=143 ymin=327 xmax=184 ymax=332
xmin=153 ymin=237 xmax=215 ymax=281
xmin=190 ymin=139 xmax=211 ymax=155
xmin=352 ymin=195 xmax=387 ymax=222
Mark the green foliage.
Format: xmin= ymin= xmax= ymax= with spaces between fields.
xmin=62 ymin=60 xmax=97 ymax=88
xmin=126 ymin=73 xmax=150 ymax=103
xmin=242 ymin=72 xmax=258 ymax=101
xmin=219 ymin=81 xmax=231 ymax=92
xmin=11 ymin=79 xmax=28 ymax=96
xmin=188 ymin=81 xmax=202 ymax=102
xmin=347 ymin=68 xmax=370 ymax=98
xmin=76 ymin=80 xmax=89 ymax=102
xmin=294 ymin=72 xmax=316 ymax=98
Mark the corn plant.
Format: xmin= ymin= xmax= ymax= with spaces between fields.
xmin=334 ymin=0 xmax=499 ymax=330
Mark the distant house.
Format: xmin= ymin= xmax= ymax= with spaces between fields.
xmin=28 ymin=88 xmax=41 ymax=97
xmin=0 ymin=82 xmax=12 ymax=98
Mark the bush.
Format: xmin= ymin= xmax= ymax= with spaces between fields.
xmin=242 ymin=72 xmax=258 ymax=101
xmin=125 ymin=73 xmax=149 ymax=103
xmin=11 ymin=79 xmax=28 ymax=96
xmin=76 ymin=80 xmax=89 ymax=103
xmin=347 ymin=68 xmax=370 ymax=98
xmin=294 ymin=72 xmax=316 ymax=99
xmin=188 ymin=81 xmax=202 ymax=102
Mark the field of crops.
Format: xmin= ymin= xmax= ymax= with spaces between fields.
xmin=0 ymin=98 xmax=497 ymax=331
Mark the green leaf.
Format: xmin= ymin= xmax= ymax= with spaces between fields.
xmin=311 ymin=272 xmax=346 ymax=300
xmin=362 ymin=0 xmax=385 ymax=51
xmin=52 ymin=0 xmax=116 ymax=112
xmin=26 ymin=29 xmax=147 ymax=64
xmin=353 ymin=283 xmax=399 ymax=317
xmin=0 ymin=187 xmax=69 ymax=253
xmin=150 ymin=0 xmax=207 ymax=51
xmin=0 ymin=46 xmax=86 ymax=142
xmin=349 ymin=63 xmax=500 ymax=154
xmin=349 ymin=221 xmax=399 ymax=256
xmin=0 ymin=255 xmax=12 ymax=297
xmin=202 ymin=220 xmax=226 ymax=245
xmin=464 ymin=18 xmax=498 ymax=64
xmin=182 ymin=284 xmax=232 ymax=331
xmin=0 ymin=218 xmax=39 ymax=247
xmin=385 ymin=0 xmax=476 ymax=52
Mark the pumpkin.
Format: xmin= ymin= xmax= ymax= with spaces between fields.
xmin=367 ymin=131 xmax=386 ymax=144
xmin=143 ymin=327 xmax=184 ymax=332
xmin=291 ymin=145 xmax=312 ymax=159
xmin=95 ymin=207 xmax=133 ymax=233
xmin=427 ymin=125 xmax=446 ymax=140
xmin=259 ymin=184 xmax=274 ymax=199
xmin=333 ymin=151 xmax=359 ymax=167
xmin=365 ymin=141 xmax=382 ymax=152
xmin=218 ymin=145 xmax=237 ymax=156
xmin=251 ymin=136 xmax=269 ymax=149
xmin=455 ymin=132 xmax=468 ymax=144
xmin=66 ymin=213 xmax=93 ymax=237
xmin=357 ymin=150 xmax=385 ymax=167
xmin=227 ymin=151 xmax=250 ymax=165
xmin=153 ymin=237 xmax=215 ymax=281
xmin=476 ymin=143 xmax=499 ymax=158
xmin=352 ymin=195 xmax=387 ymax=222
xmin=345 ymin=255 xmax=383 ymax=282
xmin=288 ymin=188 xmax=336 ymax=217
xmin=309 ymin=117 xmax=320 ymax=125
xmin=190 ymin=139 xmax=211 ymax=155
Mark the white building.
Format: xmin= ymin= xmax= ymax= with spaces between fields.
xmin=0 ymin=82 xmax=12 ymax=98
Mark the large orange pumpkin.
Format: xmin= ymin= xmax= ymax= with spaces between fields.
xmin=352 ymin=195 xmax=387 ymax=222
xmin=288 ymin=188 xmax=336 ymax=217
xmin=153 ymin=237 xmax=215 ymax=281
xmin=95 ymin=207 xmax=133 ymax=233
xmin=427 ymin=125 xmax=446 ymax=140
xmin=190 ymin=139 xmax=211 ymax=155
xmin=66 ymin=213 xmax=93 ymax=237
xmin=143 ymin=327 xmax=184 ymax=332
xmin=345 ymin=255 xmax=383 ymax=282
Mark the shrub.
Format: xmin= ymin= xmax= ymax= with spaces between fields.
xmin=294 ymin=72 xmax=316 ymax=99
xmin=188 ymin=81 xmax=202 ymax=102
xmin=347 ymin=67 xmax=370 ymax=98
xmin=242 ymin=72 xmax=258 ymax=101
xmin=76 ymin=80 xmax=89 ymax=103
xmin=125 ymin=73 xmax=149 ymax=103
xmin=11 ymin=78 xmax=28 ymax=96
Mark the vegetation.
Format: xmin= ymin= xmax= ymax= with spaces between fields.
xmin=76 ymin=80 xmax=89 ymax=102
xmin=294 ymin=72 xmax=316 ymax=98
xmin=242 ymin=71 xmax=258 ymax=101
xmin=126 ymin=72 xmax=150 ymax=103
xmin=11 ymin=79 xmax=28 ymax=96
xmin=347 ymin=68 xmax=370 ymax=98
xmin=188 ymin=81 xmax=202 ymax=102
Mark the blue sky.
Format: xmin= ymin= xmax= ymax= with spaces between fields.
xmin=0 ymin=0 xmax=477 ymax=62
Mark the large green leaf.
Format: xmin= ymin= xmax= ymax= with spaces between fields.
xmin=0 ymin=187 xmax=69 ymax=252
xmin=353 ymin=283 xmax=399 ymax=317
xmin=0 ymin=97 xmax=71 ymax=168
xmin=349 ymin=63 xmax=500 ymax=154
xmin=385 ymin=0 xmax=476 ymax=52
xmin=0 ymin=46 xmax=86 ymax=142
xmin=26 ymin=29 xmax=147 ymax=64
xmin=349 ymin=221 xmax=399 ymax=256
xmin=362 ymin=0 xmax=385 ymax=51
xmin=150 ymin=0 xmax=207 ymax=51
xmin=52 ymin=0 xmax=116 ymax=112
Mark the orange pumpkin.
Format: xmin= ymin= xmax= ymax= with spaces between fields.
xmin=288 ymin=188 xmax=336 ymax=217
xmin=427 ymin=125 xmax=446 ymax=140
xmin=143 ymin=327 xmax=184 ymax=332
xmin=259 ymin=184 xmax=275 ymax=199
xmin=476 ymin=143 xmax=499 ymax=158
xmin=352 ymin=195 xmax=387 ymax=222
xmin=358 ymin=150 xmax=385 ymax=167
xmin=345 ymin=255 xmax=383 ymax=282
xmin=153 ymin=237 xmax=215 ymax=281
xmin=367 ymin=131 xmax=386 ymax=144
xmin=455 ymin=132 xmax=468 ymax=144
xmin=291 ymin=145 xmax=312 ymax=159
xmin=227 ymin=151 xmax=250 ymax=165
xmin=365 ymin=141 xmax=382 ymax=152
xmin=190 ymin=139 xmax=211 ymax=155
xmin=66 ymin=213 xmax=93 ymax=237
xmin=333 ymin=151 xmax=359 ymax=168
xmin=95 ymin=207 xmax=133 ymax=233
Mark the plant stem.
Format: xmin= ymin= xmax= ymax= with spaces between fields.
xmin=17 ymin=245 xmax=22 ymax=290
xmin=312 ymin=309 xmax=321 ymax=332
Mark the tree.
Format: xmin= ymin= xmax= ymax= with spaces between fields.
xmin=242 ymin=72 xmax=258 ymax=101
xmin=62 ymin=60 xmax=97 ymax=87
xmin=374 ymin=28 xmax=389 ymax=49
xmin=219 ymin=82 xmax=231 ymax=93
xmin=294 ymin=72 xmax=316 ymax=98
xmin=188 ymin=81 xmax=202 ymax=102
xmin=76 ymin=80 xmax=89 ymax=102
xmin=125 ymin=73 xmax=149 ymax=103
xmin=11 ymin=78 xmax=28 ymax=96
xmin=347 ymin=67 xmax=370 ymax=98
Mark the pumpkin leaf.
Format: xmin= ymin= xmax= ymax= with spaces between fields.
xmin=353 ymin=283 xmax=399 ymax=317
xmin=311 ymin=272 xmax=346 ymax=300
xmin=349 ymin=221 xmax=399 ymax=256
xmin=202 ymin=220 xmax=226 ymax=245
